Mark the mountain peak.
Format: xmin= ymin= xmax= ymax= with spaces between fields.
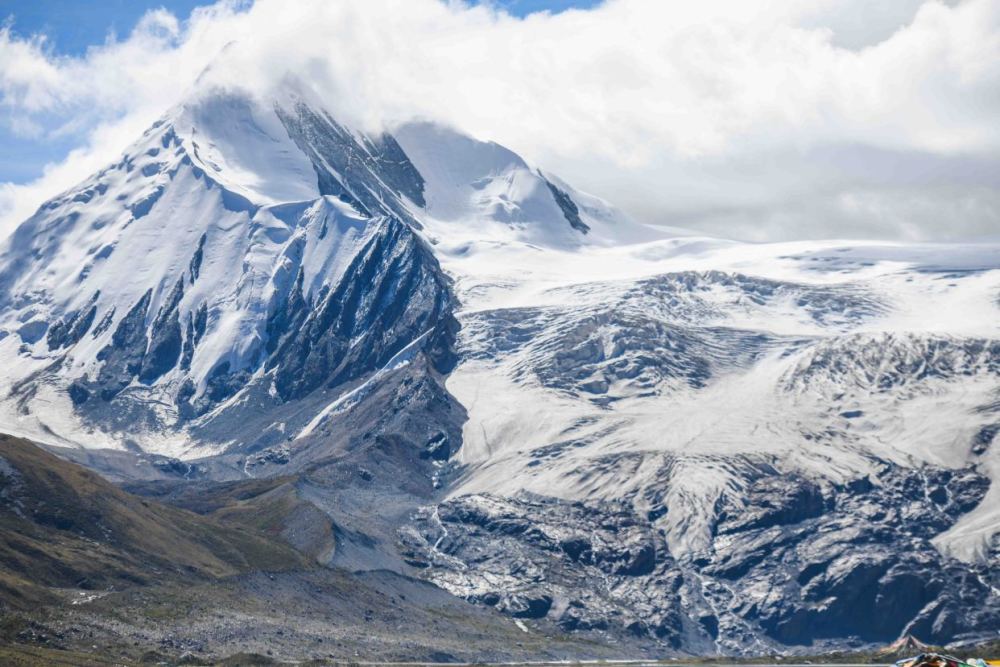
xmin=172 ymin=85 xmax=322 ymax=205
xmin=0 ymin=74 xmax=634 ymax=457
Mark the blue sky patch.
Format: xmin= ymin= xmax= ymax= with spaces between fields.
xmin=0 ymin=0 xmax=602 ymax=184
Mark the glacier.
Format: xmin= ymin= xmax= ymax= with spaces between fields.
xmin=0 ymin=77 xmax=998 ymax=653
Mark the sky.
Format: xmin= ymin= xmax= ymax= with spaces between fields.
xmin=0 ymin=0 xmax=998 ymax=243
xmin=0 ymin=0 xmax=596 ymax=182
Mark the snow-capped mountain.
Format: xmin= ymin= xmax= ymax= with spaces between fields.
xmin=1 ymin=78 xmax=998 ymax=653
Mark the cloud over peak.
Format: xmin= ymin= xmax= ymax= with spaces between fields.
xmin=1 ymin=0 xmax=998 ymax=241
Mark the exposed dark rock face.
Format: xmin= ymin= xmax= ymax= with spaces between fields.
xmin=401 ymin=493 xmax=686 ymax=646
xmin=180 ymin=303 xmax=208 ymax=371
xmin=277 ymin=102 xmax=425 ymax=223
xmin=196 ymin=361 xmax=252 ymax=411
xmin=47 ymin=292 xmax=99 ymax=350
xmin=17 ymin=320 xmax=48 ymax=344
xmin=139 ymin=280 xmax=185 ymax=384
xmin=712 ymin=464 xmax=996 ymax=647
xmin=541 ymin=174 xmax=589 ymax=234
xmin=266 ymin=217 xmax=456 ymax=402
xmin=94 ymin=289 xmax=152 ymax=401
xmin=403 ymin=462 xmax=999 ymax=652
xmin=188 ymin=232 xmax=207 ymax=282
xmin=265 ymin=269 xmax=308 ymax=358
xmin=714 ymin=475 xmax=826 ymax=535
xmin=73 ymin=280 xmax=190 ymax=402
xmin=972 ymin=423 xmax=998 ymax=455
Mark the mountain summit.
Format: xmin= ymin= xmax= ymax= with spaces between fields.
xmin=0 ymin=81 xmax=631 ymax=458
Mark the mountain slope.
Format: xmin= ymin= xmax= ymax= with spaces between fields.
xmin=0 ymin=77 xmax=997 ymax=655
xmin=403 ymin=251 xmax=1000 ymax=650
xmin=0 ymin=437 xmax=648 ymax=663
xmin=0 ymin=85 xmax=465 ymax=461
xmin=0 ymin=433 xmax=308 ymax=609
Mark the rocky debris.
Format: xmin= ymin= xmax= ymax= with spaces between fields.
xmin=401 ymin=492 xmax=685 ymax=646
xmin=405 ymin=461 xmax=999 ymax=653
xmin=244 ymin=446 xmax=291 ymax=471
xmin=4 ymin=568 xmax=659 ymax=664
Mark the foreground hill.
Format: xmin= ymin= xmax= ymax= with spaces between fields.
xmin=0 ymin=434 xmax=652 ymax=662
xmin=0 ymin=433 xmax=309 ymax=608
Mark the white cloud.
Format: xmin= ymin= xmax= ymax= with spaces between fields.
xmin=1 ymin=0 xmax=998 ymax=241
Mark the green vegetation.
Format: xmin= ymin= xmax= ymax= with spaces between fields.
xmin=126 ymin=473 xmax=336 ymax=563
xmin=0 ymin=434 xmax=310 ymax=609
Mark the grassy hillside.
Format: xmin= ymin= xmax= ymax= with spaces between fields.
xmin=124 ymin=475 xmax=337 ymax=563
xmin=0 ymin=434 xmax=309 ymax=609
